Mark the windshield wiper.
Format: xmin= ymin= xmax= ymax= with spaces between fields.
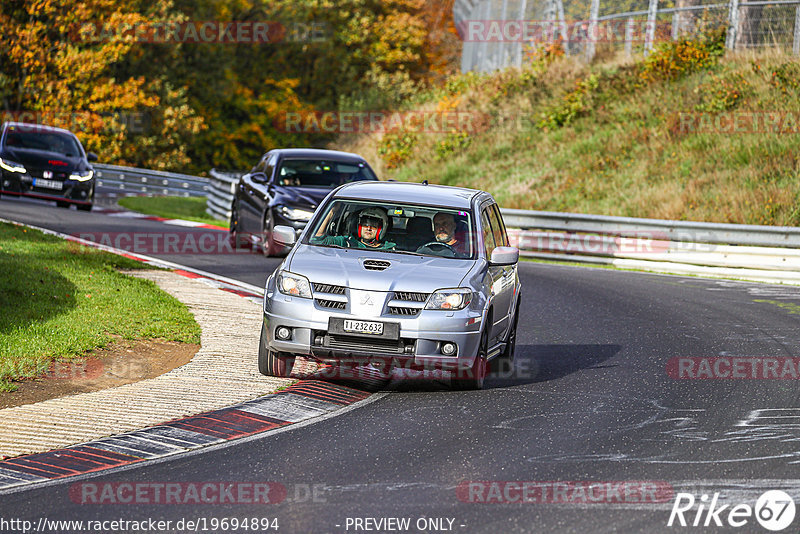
xmin=390 ymin=249 xmax=425 ymax=256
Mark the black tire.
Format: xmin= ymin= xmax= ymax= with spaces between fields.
xmin=258 ymin=322 xmax=294 ymax=377
xmin=261 ymin=210 xmax=276 ymax=257
xmin=228 ymin=202 xmax=248 ymax=249
xmin=77 ymin=203 xmax=93 ymax=212
xmin=452 ymin=329 xmax=488 ymax=390
xmin=56 ymin=200 xmax=70 ymax=208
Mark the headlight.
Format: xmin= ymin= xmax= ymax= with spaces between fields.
xmin=69 ymin=169 xmax=94 ymax=182
xmin=425 ymin=288 xmax=472 ymax=310
xmin=277 ymin=271 xmax=312 ymax=298
xmin=0 ymin=157 xmax=26 ymax=173
xmin=277 ymin=205 xmax=314 ymax=221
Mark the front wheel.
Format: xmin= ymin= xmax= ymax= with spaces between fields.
xmin=452 ymin=329 xmax=488 ymax=390
xmin=258 ymin=322 xmax=294 ymax=378
xmin=56 ymin=200 xmax=70 ymax=208
xmin=77 ymin=203 xmax=93 ymax=212
xmin=229 ymin=202 xmax=248 ymax=249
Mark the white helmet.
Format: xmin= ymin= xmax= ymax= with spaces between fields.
xmin=358 ymin=207 xmax=389 ymax=240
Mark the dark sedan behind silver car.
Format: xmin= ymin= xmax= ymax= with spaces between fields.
xmin=259 ymin=181 xmax=521 ymax=389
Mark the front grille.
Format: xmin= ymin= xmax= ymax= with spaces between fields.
xmin=324 ymin=334 xmax=406 ymax=354
xmin=315 ymin=299 xmax=346 ymax=309
xmin=313 ymin=283 xmax=345 ymax=294
xmin=393 ymin=291 xmax=429 ymax=302
xmin=363 ymin=259 xmax=391 ymax=271
xmin=388 ymin=306 xmax=420 ymax=316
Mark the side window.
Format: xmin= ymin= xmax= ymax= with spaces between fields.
xmin=265 ymin=155 xmax=277 ymax=181
xmin=489 ymin=204 xmax=509 ymax=247
xmin=253 ymin=154 xmax=268 ymax=173
xmin=481 ymin=207 xmax=496 ymax=259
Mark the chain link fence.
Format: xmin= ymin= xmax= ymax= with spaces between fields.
xmin=454 ymin=0 xmax=800 ymax=70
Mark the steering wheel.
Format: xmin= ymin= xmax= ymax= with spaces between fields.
xmin=416 ymin=241 xmax=456 ymax=255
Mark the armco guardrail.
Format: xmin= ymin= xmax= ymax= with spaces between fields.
xmin=501 ymin=209 xmax=800 ymax=248
xmin=94 ymin=162 xmax=800 ymax=284
xmin=502 ymin=208 xmax=800 ymax=284
xmin=206 ymin=168 xmax=241 ymax=222
xmin=94 ymin=163 xmax=210 ymax=197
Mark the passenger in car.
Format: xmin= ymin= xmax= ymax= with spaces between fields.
xmin=432 ymin=212 xmax=469 ymax=256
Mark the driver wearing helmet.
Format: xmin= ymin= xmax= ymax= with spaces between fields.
xmin=312 ymin=206 xmax=396 ymax=250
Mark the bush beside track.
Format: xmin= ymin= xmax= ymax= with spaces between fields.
xmin=0 ymin=223 xmax=200 ymax=392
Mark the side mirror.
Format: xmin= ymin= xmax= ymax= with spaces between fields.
xmin=251 ymin=172 xmax=268 ymax=183
xmin=86 ymin=152 xmax=98 ymax=162
xmin=490 ymin=246 xmax=519 ymax=266
xmin=273 ymin=225 xmax=296 ymax=246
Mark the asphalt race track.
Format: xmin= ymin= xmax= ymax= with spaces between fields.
xmin=2 ymin=196 xmax=800 ymax=533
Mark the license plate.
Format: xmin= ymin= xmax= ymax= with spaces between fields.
xmin=34 ymin=178 xmax=62 ymax=190
xmin=343 ymin=319 xmax=384 ymax=335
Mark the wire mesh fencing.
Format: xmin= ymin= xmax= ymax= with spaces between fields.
xmin=454 ymin=0 xmax=800 ymax=71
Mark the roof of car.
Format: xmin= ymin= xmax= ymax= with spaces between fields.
xmin=333 ymin=181 xmax=485 ymax=209
xmin=273 ymin=148 xmax=368 ymax=161
xmin=3 ymin=122 xmax=77 ymax=136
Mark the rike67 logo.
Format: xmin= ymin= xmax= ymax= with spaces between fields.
xmin=668 ymin=490 xmax=796 ymax=531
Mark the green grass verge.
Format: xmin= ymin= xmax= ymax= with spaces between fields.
xmin=339 ymin=40 xmax=800 ymax=227
xmin=0 ymin=222 xmax=201 ymax=392
xmin=117 ymin=196 xmax=225 ymax=227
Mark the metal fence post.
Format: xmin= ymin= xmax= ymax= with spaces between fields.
xmin=586 ymin=0 xmax=600 ymax=61
xmin=497 ymin=0 xmax=509 ymax=68
xmin=672 ymin=12 xmax=680 ymax=39
xmin=645 ymin=0 xmax=659 ymax=53
xmin=515 ymin=0 xmax=528 ymax=67
xmin=625 ymin=17 xmax=634 ymax=55
xmin=793 ymin=4 xmax=800 ymax=56
xmin=556 ymin=0 xmax=569 ymax=53
xmin=726 ymin=0 xmax=740 ymax=49
xmin=478 ymin=0 xmax=491 ymax=71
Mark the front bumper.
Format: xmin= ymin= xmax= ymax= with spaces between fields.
xmin=263 ymin=291 xmax=483 ymax=370
xmin=1 ymin=170 xmax=94 ymax=205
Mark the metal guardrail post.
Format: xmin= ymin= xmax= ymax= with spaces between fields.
xmin=794 ymin=4 xmax=800 ymax=55
xmin=727 ymin=0 xmax=741 ymax=49
xmin=587 ymin=0 xmax=600 ymax=61
xmin=645 ymin=0 xmax=659 ymax=53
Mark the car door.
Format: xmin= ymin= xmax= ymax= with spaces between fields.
xmin=480 ymin=203 xmax=511 ymax=344
xmin=488 ymin=203 xmax=517 ymax=334
xmin=240 ymin=153 xmax=274 ymax=234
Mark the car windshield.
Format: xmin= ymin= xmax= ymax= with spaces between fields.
xmin=3 ymin=127 xmax=82 ymax=157
xmin=276 ymin=159 xmax=376 ymax=188
xmin=305 ymin=199 xmax=476 ymax=259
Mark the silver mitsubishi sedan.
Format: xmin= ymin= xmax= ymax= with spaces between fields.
xmin=259 ymin=181 xmax=521 ymax=389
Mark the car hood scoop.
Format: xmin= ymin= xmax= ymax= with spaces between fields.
xmin=288 ymin=244 xmax=474 ymax=293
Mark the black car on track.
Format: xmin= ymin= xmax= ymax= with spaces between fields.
xmin=229 ymin=148 xmax=379 ymax=256
xmin=0 ymin=122 xmax=98 ymax=211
